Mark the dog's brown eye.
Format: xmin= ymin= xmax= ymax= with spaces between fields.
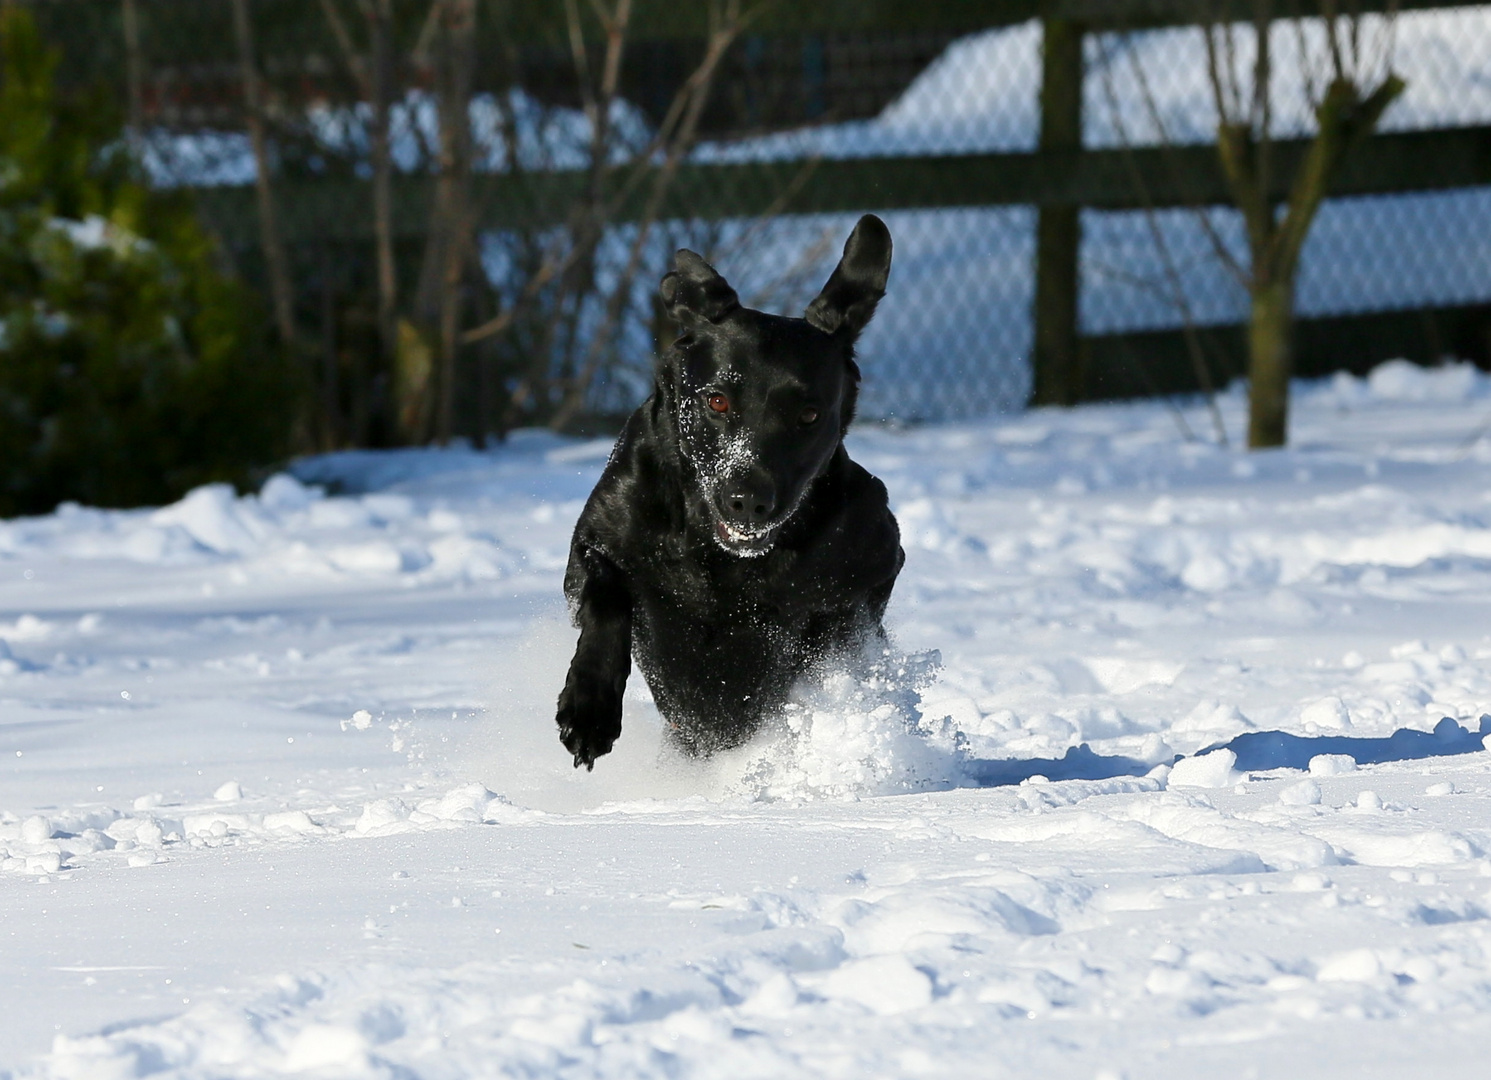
xmin=706 ymin=394 xmax=730 ymax=414
xmin=799 ymin=407 xmax=820 ymax=425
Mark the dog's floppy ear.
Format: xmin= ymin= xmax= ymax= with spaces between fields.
xmin=659 ymin=249 xmax=739 ymax=327
xmin=805 ymin=214 xmax=892 ymax=338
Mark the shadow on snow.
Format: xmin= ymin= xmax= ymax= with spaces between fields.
xmin=963 ymin=715 xmax=1491 ymax=788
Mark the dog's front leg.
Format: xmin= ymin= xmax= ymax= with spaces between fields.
xmin=556 ymin=550 xmax=632 ymax=770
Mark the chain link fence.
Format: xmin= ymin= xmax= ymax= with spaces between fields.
xmin=23 ymin=0 xmax=1491 ymax=438
xmin=1080 ymin=9 xmax=1491 ymax=334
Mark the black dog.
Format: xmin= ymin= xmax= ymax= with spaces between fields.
xmin=555 ymin=215 xmax=904 ymax=767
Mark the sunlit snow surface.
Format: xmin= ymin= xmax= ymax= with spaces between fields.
xmin=6 ymin=362 xmax=1491 ymax=1077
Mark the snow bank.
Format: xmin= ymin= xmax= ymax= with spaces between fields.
xmin=7 ymin=359 xmax=1491 ymax=1077
xmin=0 ymin=469 xmax=529 ymax=583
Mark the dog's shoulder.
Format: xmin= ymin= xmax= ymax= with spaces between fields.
xmin=814 ymin=446 xmax=897 ymax=538
xmin=775 ymin=446 xmax=902 ymax=593
xmin=566 ymin=402 xmax=683 ymax=577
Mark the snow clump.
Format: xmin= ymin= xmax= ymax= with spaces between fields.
xmin=720 ymin=649 xmax=970 ymax=801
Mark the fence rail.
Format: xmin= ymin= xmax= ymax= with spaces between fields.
xmin=191 ymin=123 xmax=1491 ymax=248
xmin=1086 ymin=300 xmax=1491 ymax=400
xmin=29 ymin=0 xmax=1481 ymax=55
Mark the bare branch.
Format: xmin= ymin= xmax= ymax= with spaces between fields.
xmin=1378 ymin=1 xmax=1400 ymax=78
xmin=411 ymin=0 xmax=444 ymax=68
xmin=1347 ymin=2 xmax=1364 ymax=75
xmin=317 ymin=0 xmax=371 ymax=96
xmin=1273 ymin=72 xmax=1405 ymax=281
xmin=739 ymin=224 xmax=836 ymax=312
xmin=1250 ymin=2 xmax=1270 ymax=135
xmin=600 ymin=0 xmax=634 ymax=104
xmin=1253 ymin=3 xmax=1273 ymax=208
xmin=1293 ymin=17 xmax=1321 ymax=109
xmin=716 ymin=155 xmax=824 ymax=265
xmin=587 ymin=0 xmax=634 ymax=207
xmin=461 ymin=247 xmax=574 ymax=347
xmin=1095 ymin=32 xmax=1227 ymax=445
xmin=121 ymin=0 xmax=144 ymax=159
xmin=548 ymin=0 xmax=752 ymax=429
xmin=436 ymin=0 xmax=477 ymax=443
xmin=564 ymin=0 xmax=598 ymax=131
xmin=1324 ymin=0 xmax=1348 ymax=80
xmin=1221 ymin=21 xmax=1243 ymax=122
xmin=1204 ymin=22 xmax=1239 ymax=128
xmin=231 ymin=0 xmax=298 ymax=356
xmin=364 ymin=0 xmax=397 ymax=381
xmin=1121 ymin=34 xmax=1247 ymax=286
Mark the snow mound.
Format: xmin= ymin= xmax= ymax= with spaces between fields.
xmin=150 ymin=483 xmax=270 ymax=555
xmin=1368 ymin=359 xmax=1484 ymax=402
xmin=1313 ymin=359 xmax=1491 ymax=407
xmin=0 ymin=466 xmax=532 ymax=581
xmin=1167 ymin=748 xmax=1242 ymax=789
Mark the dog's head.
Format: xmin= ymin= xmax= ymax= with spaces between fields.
xmin=657 ymin=214 xmax=892 ymax=558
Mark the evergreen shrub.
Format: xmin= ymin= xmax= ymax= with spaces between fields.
xmin=0 ymin=7 xmax=296 ymax=517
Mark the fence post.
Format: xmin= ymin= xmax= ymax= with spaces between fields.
xmin=1031 ymin=17 xmax=1084 ymax=407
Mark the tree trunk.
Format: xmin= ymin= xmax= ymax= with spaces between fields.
xmin=368 ymin=0 xmax=397 ymax=443
xmin=319 ymin=245 xmax=342 ymax=447
xmin=121 ymin=0 xmax=144 ymax=162
xmin=230 ymin=0 xmax=297 ymax=358
xmin=1247 ymin=277 xmax=1293 ymax=449
xmin=413 ymin=0 xmax=476 ymax=445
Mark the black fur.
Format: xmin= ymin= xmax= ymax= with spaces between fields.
xmin=555 ymin=215 xmax=904 ymax=767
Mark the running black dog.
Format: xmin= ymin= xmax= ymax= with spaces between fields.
xmin=555 ymin=215 xmax=904 ymax=767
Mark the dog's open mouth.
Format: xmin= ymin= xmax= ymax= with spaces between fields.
xmin=713 ymin=519 xmax=778 ymax=557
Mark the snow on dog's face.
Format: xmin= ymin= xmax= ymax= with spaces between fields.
xmin=658 ymin=216 xmax=892 ymax=558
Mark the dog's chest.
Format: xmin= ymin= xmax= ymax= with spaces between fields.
xmin=624 ymin=539 xmax=822 ymax=646
xmin=627 ymin=549 xmax=810 ymax=710
xmin=634 ymin=547 xmax=781 ymax=619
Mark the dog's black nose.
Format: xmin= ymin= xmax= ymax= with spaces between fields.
xmin=722 ymin=483 xmax=776 ymax=526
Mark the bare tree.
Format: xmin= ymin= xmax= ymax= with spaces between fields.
xmin=230 ymin=0 xmax=299 ymax=373
xmin=547 ymin=0 xmax=753 ymax=430
xmin=321 ymin=0 xmax=480 ymax=445
xmin=412 ymin=0 xmax=478 ymax=445
xmin=317 ymin=0 xmax=400 ymax=444
xmin=1203 ymin=1 xmax=1403 ymax=448
xmin=281 ymin=0 xmax=774 ymax=444
xmin=365 ymin=0 xmax=398 ymax=417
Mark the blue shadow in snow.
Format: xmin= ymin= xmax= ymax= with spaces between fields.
xmin=964 ymin=742 xmax=1156 ymax=787
xmin=964 ymin=715 xmax=1490 ymax=789
xmin=1200 ymin=715 xmax=1491 ymax=772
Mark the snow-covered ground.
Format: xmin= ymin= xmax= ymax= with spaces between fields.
xmin=5 ymin=361 xmax=1491 ymax=1077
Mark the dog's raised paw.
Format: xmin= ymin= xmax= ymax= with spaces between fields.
xmin=556 ymin=670 xmax=624 ymax=769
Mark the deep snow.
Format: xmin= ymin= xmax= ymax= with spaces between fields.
xmin=5 ymin=361 xmax=1491 ymax=1077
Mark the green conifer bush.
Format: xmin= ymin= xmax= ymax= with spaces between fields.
xmin=0 ymin=7 xmax=295 ymax=517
